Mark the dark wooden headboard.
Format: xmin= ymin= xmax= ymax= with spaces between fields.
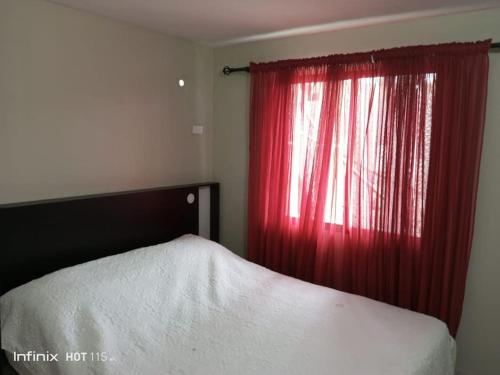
xmin=0 ymin=183 xmax=219 ymax=296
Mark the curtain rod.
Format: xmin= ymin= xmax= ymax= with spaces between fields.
xmin=222 ymin=42 xmax=500 ymax=75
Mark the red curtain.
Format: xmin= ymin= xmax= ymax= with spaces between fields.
xmin=247 ymin=41 xmax=490 ymax=336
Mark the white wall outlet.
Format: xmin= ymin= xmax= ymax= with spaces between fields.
xmin=192 ymin=125 xmax=204 ymax=135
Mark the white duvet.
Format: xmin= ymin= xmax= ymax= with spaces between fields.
xmin=1 ymin=235 xmax=455 ymax=375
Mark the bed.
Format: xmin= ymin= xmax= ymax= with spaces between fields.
xmin=0 ymin=184 xmax=455 ymax=375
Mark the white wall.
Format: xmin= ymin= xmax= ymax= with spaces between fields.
xmin=0 ymin=0 xmax=213 ymax=204
xmin=212 ymin=9 xmax=500 ymax=375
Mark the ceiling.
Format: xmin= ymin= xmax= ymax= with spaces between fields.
xmin=48 ymin=0 xmax=500 ymax=45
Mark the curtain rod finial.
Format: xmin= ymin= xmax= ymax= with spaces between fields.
xmin=222 ymin=66 xmax=250 ymax=75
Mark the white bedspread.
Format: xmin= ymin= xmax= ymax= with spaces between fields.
xmin=1 ymin=235 xmax=455 ymax=375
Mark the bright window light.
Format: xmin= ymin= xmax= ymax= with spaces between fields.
xmin=289 ymin=74 xmax=435 ymax=236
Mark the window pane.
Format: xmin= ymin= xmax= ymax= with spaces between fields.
xmin=289 ymin=81 xmax=324 ymax=218
xmin=289 ymin=74 xmax=435 ymax=237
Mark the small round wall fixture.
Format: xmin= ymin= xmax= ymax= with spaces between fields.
xmin=178 ymin=79 xmax=185 ymax=87
xmin=186 ymin=193 xmax=195 ymax=204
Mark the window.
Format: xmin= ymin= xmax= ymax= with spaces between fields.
xmin=289 ymin=74 xmax=435 ymax=236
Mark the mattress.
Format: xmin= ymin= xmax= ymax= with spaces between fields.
xmin=1 ymin=235 xmax=455 ymax=374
